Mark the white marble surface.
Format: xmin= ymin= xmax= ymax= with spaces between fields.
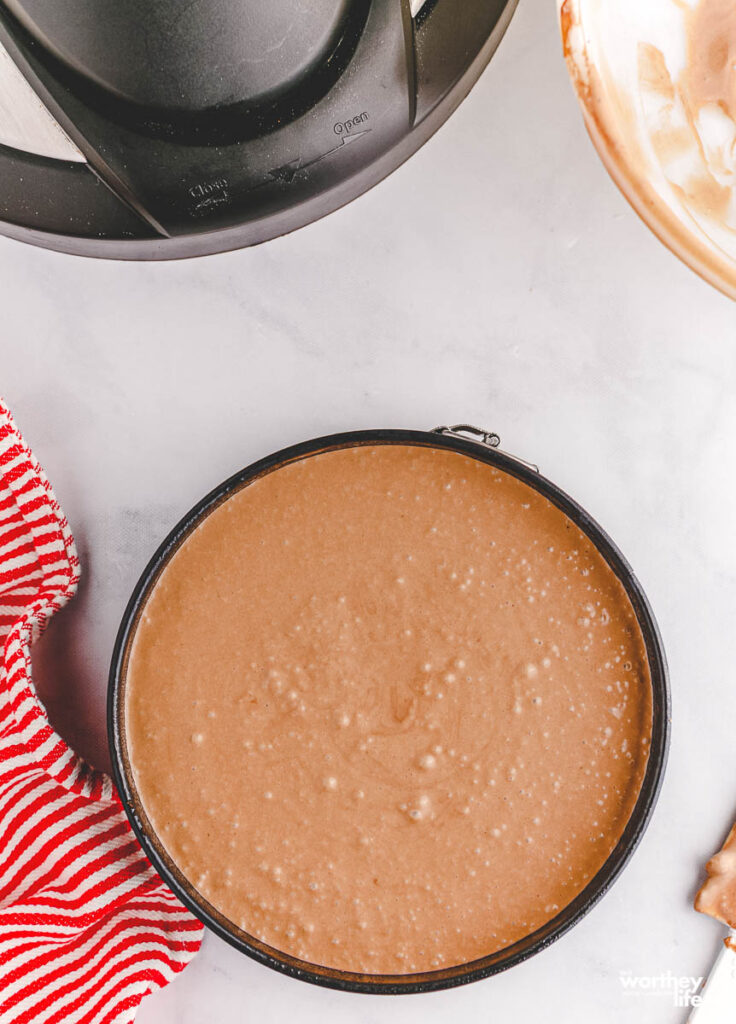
xmin=2 ymin=0 xmax=736 ymax=1021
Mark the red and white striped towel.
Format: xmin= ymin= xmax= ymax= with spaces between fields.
xmin=0 ymin=398 xmax=203 ymax=1024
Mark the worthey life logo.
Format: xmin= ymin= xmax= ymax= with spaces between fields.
xmin=620 ymin=970 xmax=704 ymax=1008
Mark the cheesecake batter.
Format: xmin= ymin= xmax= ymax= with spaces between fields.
xmin=125 ymin=443 xmax=653 ymax=974
xmin=560 ymin=0 xmax=736 ymax=300
xmin=681 ymin=0 xmax=736 ymax=132
xmin=696 ymin=822 xmax=736 ymax=937
xmin=644 ymin=0 xmax=736 ymax=227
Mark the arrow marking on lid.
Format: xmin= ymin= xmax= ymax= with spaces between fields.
xmin=268 ymin=160 xmax=301 ymax=184
xmin=267 ymin=129 xmax=372 ymax=184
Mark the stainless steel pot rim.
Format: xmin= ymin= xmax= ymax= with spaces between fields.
xmin=108 ymin=428 xmax=670 ymax=994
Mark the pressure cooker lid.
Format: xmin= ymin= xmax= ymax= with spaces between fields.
xmin=0 ymin=0 xmax=519 ymax=258
xmin=5 ymin=0 xmax=367 ymax=130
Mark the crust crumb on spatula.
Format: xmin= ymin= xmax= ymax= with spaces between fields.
xmin=696 ymin=823 xmax=736 ymax=948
